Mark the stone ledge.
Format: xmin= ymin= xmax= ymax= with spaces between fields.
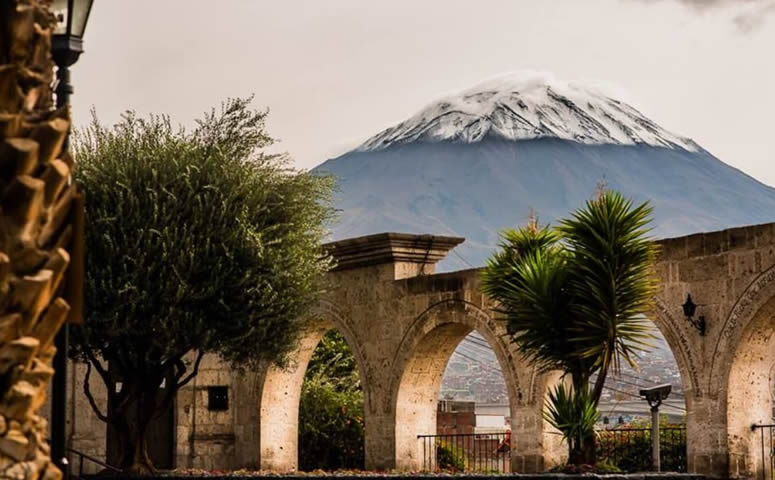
xmin=324 ymin=233 xmax=465 ymax=271
xmin=655 ymin=221 xmax=775 ymax=260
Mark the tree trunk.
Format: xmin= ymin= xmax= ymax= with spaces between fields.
xmin=115 ymin=388 xmax=158 ymax=475
xmin=565 ymin=373 xmax=598 ymax=466
xmin=0 ymin=2 xmax=78 ymax=480
xmin=580 ymin=433 xmax=597 ymax=465
xmin=568 ymin=433 xmax=597 ymax=466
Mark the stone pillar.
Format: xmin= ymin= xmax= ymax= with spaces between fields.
xmin=254 ymin=323 xmax=330 ymax=472
xmin=257 ymin=360 xmax=308 ymax=472
xmin=510 ymin=403 xmax=564 ymax=473
xmin=364 ymin=411 xmax=397 ymax=471
xmin=686 ymin=396 xmax=729 ymax=478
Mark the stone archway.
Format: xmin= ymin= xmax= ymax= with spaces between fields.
xmin=257 ymin=300 xmax=368 ymax=472
xmin=388 ymin=298 xmax=557 ymax=472
xmin=62 ymin=225 xmax=775 ymax=477
xmin=650 ymin=298 xmax=703 ymax=472
xmin=653 ymin=298 xmax=702 ymax=401
xmin=726 ymin=298 xmax=775 ymax=478
xmin=718 ymin=266 xmax=775 ymax=479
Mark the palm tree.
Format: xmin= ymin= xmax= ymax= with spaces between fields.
xmin=0 ymin=2 xmax=78 ymax=479
xmin=481 ymin=190 xmax=658 ymax=465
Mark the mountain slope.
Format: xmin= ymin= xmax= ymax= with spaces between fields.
xmin=314 ymin=73 xmax=775 ymax=271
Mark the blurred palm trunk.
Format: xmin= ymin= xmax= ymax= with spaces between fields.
xmin=0 ymin=1 xmax=81 ymax=479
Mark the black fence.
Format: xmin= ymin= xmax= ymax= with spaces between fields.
xmin=751 ymin=424 xmax=775 ymax=480
xmin=417 ymin=432 xmax=511 ymax=473
xmin=68 ymin=446 xmax=121 ymax=479
xmin=597 ymin=426 xmax=687 ymax=472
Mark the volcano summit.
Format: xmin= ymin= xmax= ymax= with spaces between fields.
xmin=315 ymin=72 xmax=775 ymax=270
xmin=359 ymin=73 xmax=699 ymax=152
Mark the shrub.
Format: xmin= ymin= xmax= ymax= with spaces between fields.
xmin=436 ymin=442 xmax=465 ymax=471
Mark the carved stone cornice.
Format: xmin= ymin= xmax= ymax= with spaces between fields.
xmin=324 ymin=232 xmax=464 ymax=271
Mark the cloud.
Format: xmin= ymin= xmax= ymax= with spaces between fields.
xmin=627 ymin=0 xmax=775 ymax=32
xmin=733 ymin=2 xmax=775 ymax=32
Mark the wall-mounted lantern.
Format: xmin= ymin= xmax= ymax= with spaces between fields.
xmin=682 ymin=294 xmax=706 ymax=336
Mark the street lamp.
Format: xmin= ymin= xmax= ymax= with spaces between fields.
xmin=49 ymin=1 xmax=93 ymax=478
xmin=681 ymin=294 xmax=706 ymax=336
xmin=51 ymin=0 xmax=94 ymax=108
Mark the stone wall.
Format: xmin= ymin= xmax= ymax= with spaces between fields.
xmin=41 ymin=360 xmax=108 ymax=475
xmin=58 ymin=225 xmax=775 ymax=479
xmin=651 ymin=224 xmax=775 ymax=479
xmin=175 ymin=354 xmax=238 ymax=470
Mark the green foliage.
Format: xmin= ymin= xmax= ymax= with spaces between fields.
xmin=549 ymin=461 xmax=622 ymax=474
xmin=304 ymin=330 xmax=362 ymax=385
xmin=482 ymin=190 xmax=657 ymax=395
xmin=298 ymin=331 xmax=365 ymax=471
xmin=557 ymin=192 xmax=658 ymax=391
xmin=481 ymin=190 xmax=659 ymax=464
xmin=73 ymin=98 xmax=336 ymax=369
xmin=481 ymin=224 xmax=580 ymax=377
xmin=435 ymin=442 xmax=465 ymax=471
xmin=544 ymin=384 xmax=599 ymax=453
xmin=597 ymin=420 xmax=687 ymax=472
xmin=71 ymin=98 xmax=336 ymax=471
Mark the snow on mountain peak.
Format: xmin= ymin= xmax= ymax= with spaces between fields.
xmin=358 ymin=71 xmax=700 ymax=152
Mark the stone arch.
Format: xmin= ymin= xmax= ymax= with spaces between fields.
xmin=388 ymin=298 xmax=532 ymax=471
xmin=652 ymin=297 xmax=702 ymax=400
xmin=651 ymin=297 xmax=706 ymax=473
xmin=711 ymin=265 xmax=775 ymax=395
xmin=720 ymin=267 xmax=775 ymax=479
xmin=257 ymin=299 xmax=368 ymax=471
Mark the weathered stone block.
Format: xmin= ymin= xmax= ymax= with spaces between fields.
xmin=678 ymin=255 xmax=727 ymax=282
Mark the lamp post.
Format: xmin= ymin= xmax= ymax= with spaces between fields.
xmin=50 ymin=1 xmax=93 ymax=477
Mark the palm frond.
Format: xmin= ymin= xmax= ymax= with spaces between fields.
xmin=558 ymin=190 xmax=659 ymax=380
xmin=544 ymin=383 xmax=599 ymax=450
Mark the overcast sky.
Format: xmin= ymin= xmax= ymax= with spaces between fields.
xmin=73 ymin=0 xmax=775 ymax=185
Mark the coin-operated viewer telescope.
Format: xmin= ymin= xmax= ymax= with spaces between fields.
xmin=640 ymin=384 xmax=673 ymax=472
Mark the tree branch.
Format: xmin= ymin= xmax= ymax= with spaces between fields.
xmin=152 ymin=351 xmax=204 ymax=420
xmin=176 ymin=350 xmax=205 ymax=390
xmin=84 ymin=345 xmax=136 ymax=414
xmin=83 ymin=344 xmax=111 ymax=386
xmin=82 ymin=360 xmax=112 ymax=424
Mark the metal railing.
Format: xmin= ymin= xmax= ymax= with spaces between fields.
xmin=596 ymin=426 xmax=687 ymax=472
xmin=67 ymin=447 xmax=121 ymax=480
xmin=417 ymin=432 xmax=511 ymax=473
xmin=751 ymin=424 xmax=775 ymax=480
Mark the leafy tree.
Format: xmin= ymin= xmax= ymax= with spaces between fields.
xmin=481 ymin=191 xmax=658 ymax=465
xmin=71 ymin=99 xmax=335 ymax=474
xmin=298 ymin=331 xmax=364 ymax=471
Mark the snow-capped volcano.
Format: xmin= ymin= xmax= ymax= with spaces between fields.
xmin=315 ymin=72 xmax=775 ymax=271
xmin=359 ymin=72 xmax=700 ymax=152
